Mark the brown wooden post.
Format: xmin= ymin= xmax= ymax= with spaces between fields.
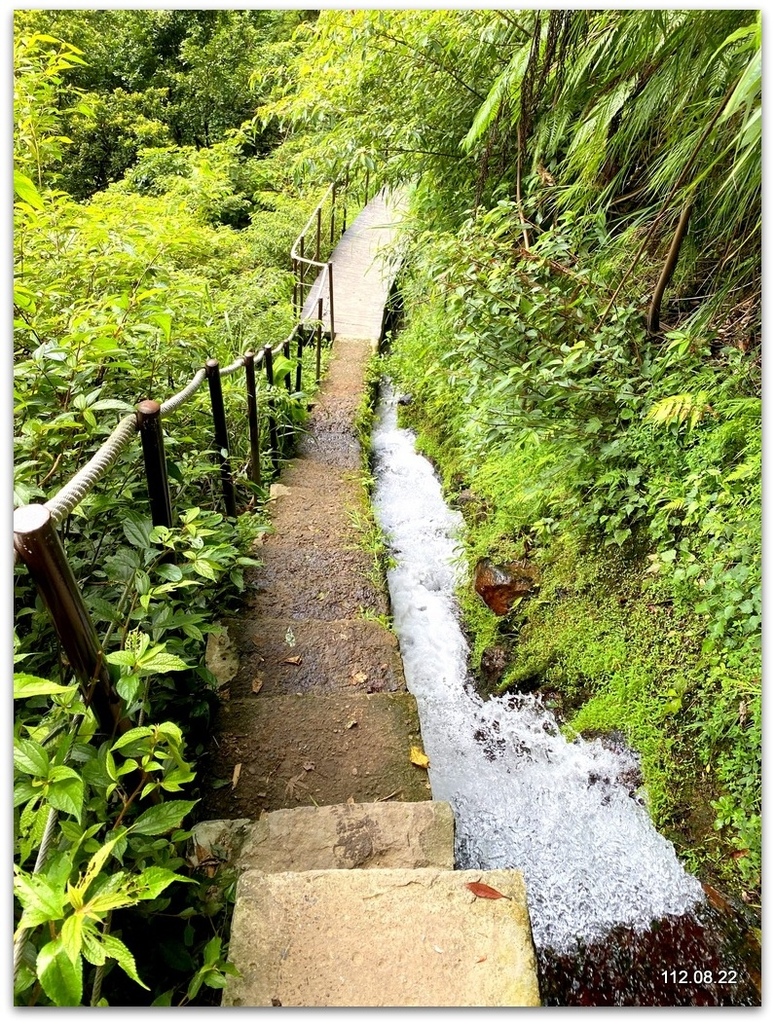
xmin=13 ymin=505 xmax=129 ymax=738
xmin=205 ymin=359 xmax=237 ymax=517
xmin=244 ymin=351 xmax=261 ymax=485
xmin=263 ymin=344 xmax=280 ymax=471
xmin=330 ymin=183 xmax=337 ymax=246
xmin=342 ymin=171 xmax=349 ymax=235
xmin=365 ymin=168 xmax=370 ymax=205
xmin=136 ymin=400 xmax=173 ymax=528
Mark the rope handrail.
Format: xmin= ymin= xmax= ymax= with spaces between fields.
xmin=290 ymin=183 xmax=336 ymax=264
xmin=40 ymin=333 xmax=296 ymax=521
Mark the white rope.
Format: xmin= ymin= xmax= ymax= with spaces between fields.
xmin=45 ymin=415 xmax=139 ymax=525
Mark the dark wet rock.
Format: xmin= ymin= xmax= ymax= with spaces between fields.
xmin=474 ymin=558 xmax=539 ymax=615
xmin=396 ymin=393 xmax=413 ymax=406
xmin=480 ymin=645 xmax=510 ymax=686
xmin=453 ymin=488 xmax=489 ymax=524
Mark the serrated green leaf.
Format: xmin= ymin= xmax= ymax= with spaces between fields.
xmin=102 ymin=934 xmax=148 ymax=989
xmin=47 ymin=774 xmax=84 ymax=821
xmin=131 ymin=799 xmax=197 ymax=836
xmin=137 ymin=648 xmax=189 ymax=674
xmin=60 ymin=913 xmax=85 ymax=965
xmin=123 ymin=519 xmax=153 ymax=549
xmin=37 ymin=938 xmax=83 ymax=1006
xmin=13 ymin=673 xmax=77 ymax=699
xmin=14 ymin=170 xmax=44 ymax=210
xmin=14 ymin=868 xmax=66 ymax=929
xmin=14 ymin=736 xmax=50 ymax=777
xmin=133 ymin=866 xmax=187 ymax=900
xmin=111 ymin=726 xmax=154 ymax=752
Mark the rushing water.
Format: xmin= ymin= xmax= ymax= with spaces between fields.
xmin=370 ymin=382 xmax=760 ymax=1004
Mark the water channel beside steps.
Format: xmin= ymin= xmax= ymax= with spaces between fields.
xmin=369 ymin=381 xmax=706 ymax=957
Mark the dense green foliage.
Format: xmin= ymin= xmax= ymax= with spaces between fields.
xmin=12 ymin=16 xmax=325 ymax=1006
xmin=266 ymin=7 xmax=760 ymax=898
xmin=14 ymin=6 xmax=761 ymax=1006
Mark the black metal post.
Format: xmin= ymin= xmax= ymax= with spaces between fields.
xmin=282 ymin=338 xmax=293 ymax=395
xmin=244 ymin=351 xmax=261 ymax=485
xmin=136 ymin=400 xmax=173 ymax=528
xmin=263 ymin=344 xmax=280 ymax=472
xmin=365 ymin=168 xmax=370 ymax=205
xmin=342 ymin=171 xmax=349 ymax=235
xmin=299 ymin=235 xmax=306 ymax=302
xmin=330 ymin=183 xmax=336 ymax=246
xmin=315 ymin=207 xmax=321 ymax=262
xmin=205 ymin=359 xmax=237 ymax=518
xmin=13 ymin=504 xmax=129 ymax=738
xmin=316 ymin=296 xmax=324 ymax=384
xmin=295 ymin=328 xmax=304 ymax=394
xmin=328 ymin=262 xmax=336 ymax=339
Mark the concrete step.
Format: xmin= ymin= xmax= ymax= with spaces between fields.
xmin=222 ymin=867 xmax=540 ymax=1007
xmin=192 ymin=800 xmax=455 ymax=874
xmin=215 ymin=616 xmax=405 ymax=697
xmin=247 ymin=546 xmax=388 ymax=621
xmin=200 ymin=692 xmax=431 ymax=819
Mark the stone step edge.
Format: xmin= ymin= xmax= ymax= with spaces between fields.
xmin=190 ymin=799 xmax=455 ymax=875
xmin=223 ymin=866 xmax=540 ymax=1007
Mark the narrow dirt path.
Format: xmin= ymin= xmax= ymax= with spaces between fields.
xmin=200 ymin=195 xmax=429 ymax=819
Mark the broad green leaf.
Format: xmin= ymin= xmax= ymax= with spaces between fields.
xmin=111 ymin=726 xmax=154 ymax=752
xmin=13 ymin=673 xmax=77 ymax=699
xmin=123 ymin=519 xmax=153 ymax=549
xmin=133 ymin=866 xmax=188 ymax=900
xmin=155 ymin=562 xmax=183 ymax=583
xmin=60 ymin=913 xmax=85 ymax=965
xmin=14 ymin=736 xmax=50 ymax=777
xmin=14 ymin=170 xmax=44 ymax=210
xmin=137 ymin=648 xmax=189 ymax=674
xmin=37 ymin=938 xmax=83 ymax=1006
xmin=102 ymin=934 xmax=148 ymax=989
xmin=106 ymin=649 xmax=138 ymax=668
xmin=14 ymin=869 xmax=66 ymax=929
xmin=131 ymin=799 xmax=197 ymax=836
xmin=47 ymin=774 xmax=85 ymax=821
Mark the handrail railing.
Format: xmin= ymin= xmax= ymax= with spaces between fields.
xmin=13 ymin=167 xmax=380 ymax=740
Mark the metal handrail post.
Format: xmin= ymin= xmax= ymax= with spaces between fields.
xmin=295 ymin=328 xmax=304 ymax=394
xmin=282 ymin=339 xmax=293 ymax=395
xmin=13 ymin=504 xmax=129 ymax=738
xmin=205 ymin=359 xmax=237 ymax=518
xmin=263 ymin=344 xmax=280 ymax=472
xmin=330 ymin=183 xmax=336 ymax=246
xmin=315 ymin=207 xmax=321 ymax=262
xmin=316 ymin=297 xmax=324 ymax=384
xmin=244 ymin=351 xmax=261 ymax=485
xmin=328 ymin=262 xmax=336 ymax=339
xmin=136 ymin=400 xmax=173 ymax=528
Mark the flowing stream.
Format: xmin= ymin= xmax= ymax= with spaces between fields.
xmin=370 ymin=381 xmax=759 ymax=1004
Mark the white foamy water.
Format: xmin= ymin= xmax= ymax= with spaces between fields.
xmin=371 ymin=383 xmax=703 ymax=952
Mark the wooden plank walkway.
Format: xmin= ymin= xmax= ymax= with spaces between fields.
xmin=301 ymin=189 xmax=407 ymax=342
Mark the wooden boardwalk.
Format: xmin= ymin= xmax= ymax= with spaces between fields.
xmin=301 ymin=189 xmax=406 ymax=342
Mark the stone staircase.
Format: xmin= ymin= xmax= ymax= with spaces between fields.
xmin=193 ymin=802 xmax=540 ymax=1007
xmin=193 ymin=195 xmax=541 ymax=1006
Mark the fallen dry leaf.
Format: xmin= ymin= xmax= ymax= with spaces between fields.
xmin=465 ymin=881 xmax=511 ymax=901
xmin=251 ymin=678 xmax=264 ymax=694
xmin=350 ymin=670 xmax=368 ymax=685
xmin=231 ymin=763 xmax=242 ymax=790
xmin=302 ymin=761 xmax=315 ymax=772
xmin=283 ymin=655 xmax=303 ymax=666
xmin=378 ymin=788 xmax=402 ymax=802
xmin=346 ymin=719 xmax=358 ymax=730
xmin=410 ymin=746 xmax=430 ymax=769
xmin=476 ymin=956 xmax=488 ymax=964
